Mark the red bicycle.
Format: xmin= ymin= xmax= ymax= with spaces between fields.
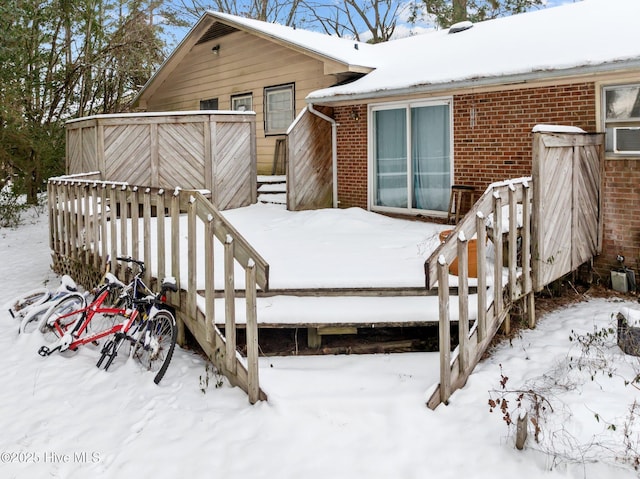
xmin=37 ymin=257 xmax=178 ymax=384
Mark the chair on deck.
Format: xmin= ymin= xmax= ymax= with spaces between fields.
xmin=447 ymin=185 xmax=475 ymax=224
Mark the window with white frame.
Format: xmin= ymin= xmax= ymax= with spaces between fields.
xmin=264 ymin=84 xmax=294 ymax=135
xmin=603 ymin=84 xmax=640 ymax=155
xmin=232 ymin=93 xmax=252 ymax=112
xmin=370 ymin=99 xmax=452 ymax=214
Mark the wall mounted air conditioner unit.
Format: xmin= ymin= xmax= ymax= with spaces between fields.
xmin=613 ymin=127 xmax=640 ymax=154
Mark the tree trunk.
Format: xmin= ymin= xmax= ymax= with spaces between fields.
xmin=453 ymin=0 xmax=468 ymax=23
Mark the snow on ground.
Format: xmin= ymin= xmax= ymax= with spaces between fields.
xmin=1 ymin=206 xmax=640 ymax=478
xmin=219 ymin=203 xmax=449 ymax=289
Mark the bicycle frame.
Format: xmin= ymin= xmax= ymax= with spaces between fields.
xmin=41 ymin=259 xmax=170 ymax=354
xmin=40 ymin=285 xmax=138 ymax=355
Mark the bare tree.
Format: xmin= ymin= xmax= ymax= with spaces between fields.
xmin=414 ymin=0 xmax=544 ymax=29
xmin=0 ymin=0 xmax=170 ymax=202
xmin=304 ymin=0 xmax=400 ymax=43
xmin=171 ymin=0 xmax=303 ymax=26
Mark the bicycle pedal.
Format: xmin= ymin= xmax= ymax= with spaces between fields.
xmin=38 ymin=346 xmax=52 ymax=357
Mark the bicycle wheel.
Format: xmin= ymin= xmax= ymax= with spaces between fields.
xmin=19 ymin=302 xmax=51 ymax=334
xmin=6 ymin=288 xmax=49 ymax=319
xmin=131 ymin=310 xmax=177 ymax=384
xmin=38 ymin=293 xmax=87 ymax=343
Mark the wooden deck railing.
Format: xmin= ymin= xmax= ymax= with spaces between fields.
xmin=48 ymin=174 xmax=269 ymax=403
xmin=425 ymin=178 xmax=535 ymax=409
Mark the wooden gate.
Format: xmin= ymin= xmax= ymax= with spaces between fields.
xmin=531 ymin=131 xmax=604 ymax=290
xmin=286 ymin=107 xmax=334 ymax=211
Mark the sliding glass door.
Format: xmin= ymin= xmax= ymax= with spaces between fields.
xmin=372 ymin=100 xmax=452 ymax=214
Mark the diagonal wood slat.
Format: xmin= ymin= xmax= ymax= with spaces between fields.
xmin=65 ymin=112 xmax=256 ymax=210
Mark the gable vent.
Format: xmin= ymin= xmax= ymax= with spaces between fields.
xmin=448 ymin=21 xmax=473 ymax=34
xmin=196 ymin=22 xmax=239 ymax=45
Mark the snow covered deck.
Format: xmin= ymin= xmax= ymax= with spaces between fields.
xmin=201 ymin=204 xmax=480 ymax=330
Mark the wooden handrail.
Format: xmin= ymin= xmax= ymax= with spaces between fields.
xmin=424 ymin=177 xmax=534 ymax=409
xmin=47 ymin=176 xmax=269 ymax=403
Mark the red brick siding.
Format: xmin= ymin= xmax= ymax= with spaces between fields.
xmin=600 ymin=159 xmax=640 ymax=278
xmin=333 ymin=83 xmax=640 ymax=281
xmin=335 ymin=105 xmax=368 ymax=208
xmin=454 ymin=84 xmax=596 ymax=191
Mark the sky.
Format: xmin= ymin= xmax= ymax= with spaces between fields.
xmin=162 ymin=0 xmax=581 ymax=50
xmin=1 ymin=201 xmax=640 ymax=478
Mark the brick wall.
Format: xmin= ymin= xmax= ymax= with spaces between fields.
xmin=335 ymin=104 xmax=368 ymax=208
xmin=600 ymin=159 xmax=640 ymax=280
xmin=333 ymin=83 xmax=640 ymax=282
xmin=453 ymin=84 xmax=596 ymax=191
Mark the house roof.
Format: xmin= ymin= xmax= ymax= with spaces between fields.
xmin=204 ymin=11 xmax=378 ymax=70
xmin=307 ymin=0 xmax=640 ymax=103
xmin=133 ymin=11 xmax=377 ymax=106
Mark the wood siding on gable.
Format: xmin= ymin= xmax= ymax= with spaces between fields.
xmin=143 ymin=30 xmax=339 ymax=174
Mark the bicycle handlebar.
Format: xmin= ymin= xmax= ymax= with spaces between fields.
xmin=116 ymin=256 xmax=145 ymax=274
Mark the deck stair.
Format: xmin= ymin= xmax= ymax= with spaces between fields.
xmin=425 ymin=178 xmax=535 ymax=409
xmin=213 ymin=285 xmax=479 ymax=351
xmin=257 ymin=175 xmax=286 ymax=205
xmin=425 ymin=129 xmax=605 ymax=409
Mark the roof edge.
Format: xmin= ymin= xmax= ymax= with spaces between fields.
xmin=306 ymin=59 xmax=640 ymax=105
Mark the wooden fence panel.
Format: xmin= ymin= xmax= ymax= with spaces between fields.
xmin=104 ymin=124 xmax=152 ymax=186
xmin=158 ymin=122 xmax=204 ymax=190
xmin=65 ymin=112 xmax=256 ymax=210
xmin=287 ymin=108 xmax=333 ymax=211
xmin=532 ymin=132 xmax=604 ymax=291
xmin=213 ymin=121 xmax=256 ymax=209
xmin=573 ymin=143 xmax=603 ymax=263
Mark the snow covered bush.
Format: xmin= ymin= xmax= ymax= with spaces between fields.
xmin=0 ymin=182 xmax=27 ymax=228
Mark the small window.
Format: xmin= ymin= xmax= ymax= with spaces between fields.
xmin=231 ymin=93 xmax=253 ymax=112
xmin=200 ymin=98 xmax=219 ymax=110
xmin=264 ymin=84 xmax=294 ymax=135
xmin=603 ymin=84 xmax=640 ymax=155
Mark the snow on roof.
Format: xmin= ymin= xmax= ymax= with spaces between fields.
xmin=531 ymin=124 xmax=586 ymax=133
xmin=307 ymin=0 xmax=640 ymax=102
xmin=207 ymin=11 xmax=378 ymax=69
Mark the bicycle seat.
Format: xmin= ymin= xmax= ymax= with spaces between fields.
xmin=161 ymin=277 xmax=178 ymax=292
xmin=104 ymin=273 xmax=126 ymax=290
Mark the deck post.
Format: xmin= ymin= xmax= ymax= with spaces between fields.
xmin=143 ymin=189 xmax=152 ymax=286
xmin=457 ymin=234 xmax=469 ymax=374
xmin=476 ymin=213 xmax=487 ymax=342
xmin=205 ymin=214 xmax=215 ymax=344
xmin=224 ymin=235 xmax=237 ymax=375
xmin=91 ymin=184 xmax=100 ymax=269
xmin=69 ymin=183 xmax=78 ymax=260
xmin=119 ymin=185 xmax=128 ymax=262
xmin=156 ymin=189 xmax=166 ymax=281
xmin=492 ymin=192 xmax=505 ymax=333
xmin=131 ymin=186 xmax=139 ymax=261
xmin=187 ymin=195 xmax=197 ymax=323
xmin=48 ymin=182 xmax=56 ymax=253
xmin=109 ymin=185 xmax=117 ymax=272
xmin=522 ymin=182 xmax=535 ymax=328
xmin=99 ymin=184 xmax=108 ymax=271
xmin=171 ymin=188 xmax=184 ymax=345
xmin=246 ymin=261 xmax=259 ymax=404
xmin=508 ymin=184 xmax=518 ymax=302
xmin=437 ymin=257 xmax=451 ymax=405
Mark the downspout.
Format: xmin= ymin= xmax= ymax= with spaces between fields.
xmin=307 ymin=104 xmax=339 ymax=208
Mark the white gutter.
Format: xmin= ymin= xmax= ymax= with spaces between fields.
xmin=307 ymin=104 xmax=339 ymax=208
xmin=306 ymin=59 xmax=640 ymax=105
